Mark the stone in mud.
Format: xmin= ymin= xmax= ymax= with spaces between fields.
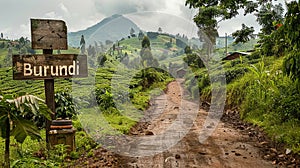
xmin=145 ymin=131 xmax=154 ymax=135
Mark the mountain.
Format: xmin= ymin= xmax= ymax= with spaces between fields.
xmin=68 ymin=14 xmax=141 ymax=47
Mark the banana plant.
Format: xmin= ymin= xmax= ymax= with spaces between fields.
xmin=0 ymin=93 xmax=51 ymax=168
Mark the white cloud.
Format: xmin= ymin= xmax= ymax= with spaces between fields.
xmin=0 ymin=0 xmax=289 ymax=39
xmin=125 ymin=12 xmax=198 ymax=38
xmin=59 ymin=3 xmax=69 ymax=15
xmin=44 ymin=11 xmax=58 ymax=18
xmin=218 ymin=13 xmax=261 ymax=36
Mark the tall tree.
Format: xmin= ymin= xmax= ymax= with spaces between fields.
xmin=232 ymin=24 xmax=255 ymax=44
xmin=140 ymin=36 xmax=158 ymax=67
xmin=183 ymin=46 xmax=204 ymax=69
xmin=130 ymin=28 xmax=135 ymax=37
xmin=138 ymin=31 xmax=144 ymax=40
xmin=141 ymin=36 xmax=150 ymax=49
xmin=158 ymin=27 xmax=162 ymax=33
xmin=80 ymin=35 xmax=86 ymax=54
xmin=185 ymin=0 xmax=281 ymax=44
xmin=282 ymin=1 xmax=300 ymax=82
xmin=256 ymin=3 xmax=284 ymax=35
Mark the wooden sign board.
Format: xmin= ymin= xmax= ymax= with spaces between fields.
xmin=31 ymin=19 xmax=68 ymax=50
xmin=13 ymin=54 xmax=87 ymax=80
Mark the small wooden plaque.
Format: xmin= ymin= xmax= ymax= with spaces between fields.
xmin=31 ymin=19 xmax=68 ymax=50
xmin=13 ymin=54 xmax=87 ymax=80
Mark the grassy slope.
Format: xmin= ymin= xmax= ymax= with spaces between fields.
xmin=195 ymin=54 xmax=300 ymax=153
xmin=119 ymin=35 xmax=185 ymax=66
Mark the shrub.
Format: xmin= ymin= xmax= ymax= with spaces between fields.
xmin=54 ymin=91 xmax=78 ymax=119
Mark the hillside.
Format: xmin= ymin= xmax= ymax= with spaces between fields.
xmin=68 ymin=14 xmax=141 ymax=47
xmin=110 ymin=33 xmax=191 ymax=69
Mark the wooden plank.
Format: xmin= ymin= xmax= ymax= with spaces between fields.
xmin=13 ymin=54 xmax=88 ymax=80
xmin=31 ymin=19 xmax=67 ymax=50
xmin=43 ymin=49 xmax=54 ymax=150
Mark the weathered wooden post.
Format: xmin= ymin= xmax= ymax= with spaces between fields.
xmin=12 ymin=19 xmax=88 ymax=149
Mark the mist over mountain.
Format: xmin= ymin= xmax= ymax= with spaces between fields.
xmin=68 ymin=14 xmax=141 ymax=47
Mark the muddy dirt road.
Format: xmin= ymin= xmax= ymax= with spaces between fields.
xmin=116 ymin=79 xmax=275 ymax=168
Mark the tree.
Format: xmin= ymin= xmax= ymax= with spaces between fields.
xmin=112 ymin=44 xmax=116 ymax=53
xmin=158 ymin=27 xmax=162 ymax=33
xmin=232 ymin=24 xmax=255 ymax=44
xmin=80 ymin=35 xmax=86 ymax=54
xmin=185 ymin=0 xmax=280 ymax=44
xmin=183 ymin=46 xmax=204 ymax=69
xmin=256 ymin=3 xmax=284 ymax=35
xmin=184 ymin=46 xmax=192 ymax=54
xmin=141 ymin=36 xmax=150 ymax=49
xmin=140 ymin=36 xmax=158 ymax=67
xmin=130 ymin=28 xmax=135 ymax=37
xmin=97 ymin=54 xmax=107 ymax=67
xmin=1 ymin=33 xmax=3 ymax=39
xmin=282 ymin=1 xmax=300 ymax=82
xmin=0 ymin=93 xmax=51 ymax=168
xmin=0 ymin=42 xmax=4 ymax=48
xmin=138 ymin=31 xmax=144 ymax=40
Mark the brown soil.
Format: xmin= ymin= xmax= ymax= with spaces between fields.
xmin=72 ymin=79 xmax=300 ymax=168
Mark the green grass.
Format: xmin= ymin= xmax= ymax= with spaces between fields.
xmin=228 ymin=57 xmax=300 ymax=153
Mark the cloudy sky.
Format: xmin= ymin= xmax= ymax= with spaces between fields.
xmin=0 ymin=0 xmax=288 ymax=40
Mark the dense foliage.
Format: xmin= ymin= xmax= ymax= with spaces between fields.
xmin=185 ymin=0 xmax=284 ymax=44
xmin=185 ymin=0 xmax=300 ymax=153
xmin=54 ymin=91 xmax=78 ymax=119
xmin=0 ymin=93 xmax=51 ymax=167
xmin=282 ymin=1 xmax=300 ymax=82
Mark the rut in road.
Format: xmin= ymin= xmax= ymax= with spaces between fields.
xmin=117 ymin=79 xmax=275 ymax=168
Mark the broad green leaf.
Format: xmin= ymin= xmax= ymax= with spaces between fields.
xmin=11 ymin=118 xmax=41 ymax=143
xmin=28 ymin=103 xmax=37 ymax=115
xmin=37 ymin=103 xmax=52 ymax=120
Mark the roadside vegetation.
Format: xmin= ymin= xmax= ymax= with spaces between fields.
xmin=1 ymin=0 xmax=300 ymax=166
xmin=0 ymin=31 xmax=175 ymax=167
xmin=185 ymin=0 xmax=300 ymax=154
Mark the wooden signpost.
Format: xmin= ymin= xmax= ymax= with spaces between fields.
xmin=12 ymin=19 xmax=88 ymax=147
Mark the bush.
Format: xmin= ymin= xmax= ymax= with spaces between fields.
xmin=54 ymin=91 xmax=78 ymax=119
xmin=224 ymin=66 xmax=248 ymax=84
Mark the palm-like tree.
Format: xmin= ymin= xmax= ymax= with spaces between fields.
xmin=0 ymin=93 xmax=51 ymax=168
